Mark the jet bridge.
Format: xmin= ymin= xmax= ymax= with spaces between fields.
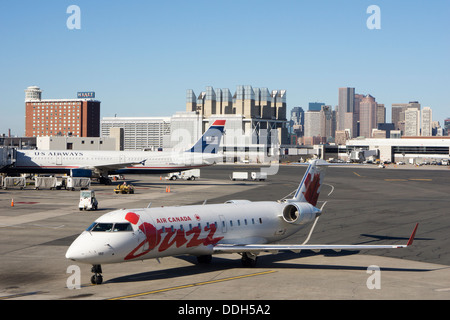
xmin=0 ymin=146 xmax=16 ymax=171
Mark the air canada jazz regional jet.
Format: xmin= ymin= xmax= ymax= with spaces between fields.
xmin=5 ymin=120 xmax=226 ymax=183
xmin=66 ymin=159 xmax=419 ymax=285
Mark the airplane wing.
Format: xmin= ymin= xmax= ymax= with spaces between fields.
xmin=82 ymin=160 xmax=147 ymax=173
xmin=213 ymin=223 xmax=418 ymax=254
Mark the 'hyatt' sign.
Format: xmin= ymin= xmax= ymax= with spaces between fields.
xmin=77 ymin=92 xmax=95 ymax=98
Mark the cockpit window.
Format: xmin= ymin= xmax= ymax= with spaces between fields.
xmin=113 ymin=223 xmax=133 ymax=232
xmin=86 ymin=222 xmax=132 ymax=232
xmin=92 ymin=223 xmax=113 ymax=232
xmin=86 ymin=222 xmax=96 ymax=231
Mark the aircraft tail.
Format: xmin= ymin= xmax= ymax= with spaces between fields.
xmin=187 ymin=120 xmax=226 ymax=154
xmin=292 ymin=159 xmax=328 ymax=206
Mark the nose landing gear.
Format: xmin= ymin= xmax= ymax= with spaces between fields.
xmin=91 ymin=264 xmax=103 ymax=285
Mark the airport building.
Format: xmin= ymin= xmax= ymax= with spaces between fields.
xmin=24 ymin=86 xmax=101 ymax=138
xmin=101 ymin=85 xmax=288 ymax=163
xmin=101 ymin=116 xmax=171 ymax=151
xmin=344 ymin=137 xmax=450 ymax=163
xmin=36 ymin=136 xmax=117 ymax=151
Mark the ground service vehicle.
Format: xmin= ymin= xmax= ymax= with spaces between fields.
xmin=78 ymin=190 xmax=98 ymax=211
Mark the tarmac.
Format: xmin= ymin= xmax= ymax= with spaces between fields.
xmin=0 ymin=163 xmax=450 ymax=301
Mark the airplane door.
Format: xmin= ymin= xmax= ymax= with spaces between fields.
xmin=219 ymin=215 xmax=227 ymax=233
xmin=56 ymin=155 xmax=62 ymax=165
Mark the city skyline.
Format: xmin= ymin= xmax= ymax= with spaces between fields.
xmin=1 ymin=1 xmax=449 ymax=136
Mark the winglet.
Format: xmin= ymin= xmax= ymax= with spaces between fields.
xmin=406 ymin=223 xmax=419 ymax=246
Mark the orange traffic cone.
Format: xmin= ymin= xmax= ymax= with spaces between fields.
xmin=160 ymin=176 xmax=162 ymax=180
xmin=11 ymin=199 xmax=14 ymax=207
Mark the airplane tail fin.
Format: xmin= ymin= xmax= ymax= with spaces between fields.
xmin=186 ymin=120 xmax=226 ymax=154
xmin=292 ymin=159 xmax=328 ymax=206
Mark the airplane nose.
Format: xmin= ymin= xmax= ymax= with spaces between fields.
xmin=65 ymin=244 xmax=83 ymax=261
xmin=66 ymin=237 xmax=88 ymax=261
xmin=65 ymin=232 xmax=98 ymax=263
xmin=65 ymin=231 xmax=118 ymax=264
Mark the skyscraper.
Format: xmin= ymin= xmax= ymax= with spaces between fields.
xmin=304 ymin=110 xmax=321 ymax=138
xmin=392 ymin=101 xmax=421 ymax=136
xmin=445 ymin=118 xmax=450 ymax=136
xmin=359 ymin=95 xmax=377 ymax=138
xmin=376 ymin=104 xmax=386 ymax=125
xmin=391 ymin=103 xmax=408 ymax=132
xmin=405 ymin=108 xmax=420 ymax=136
xmin=308 ymin=102 xmax=325 ymax=111
xmin=338 ymin=87 xmax=355 ymax=136
xmin=421 ymin=107 xmax=432 ymax=136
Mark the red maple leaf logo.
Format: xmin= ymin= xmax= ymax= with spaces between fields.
xmin=302 ymin=172 xmax=321 ymax=206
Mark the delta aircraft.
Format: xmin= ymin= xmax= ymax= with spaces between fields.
xmin=3 ymin=120 xmax=226 ymax=183
xmin=66 ymin=159 xmax=418 ymax=284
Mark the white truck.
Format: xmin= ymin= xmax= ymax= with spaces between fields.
xmin=166 ymin=169 xmax=200 ymax=181
xmin=251 ymin=171 xmax=267 ymax=181
xmin=231 ymin=172 xmax=248 ymax=181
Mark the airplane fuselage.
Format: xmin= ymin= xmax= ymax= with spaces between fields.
xmin=65 ymin=200 xmax=318 ymax=265
xmin=8 ymin=149 xmax=219 ymax=176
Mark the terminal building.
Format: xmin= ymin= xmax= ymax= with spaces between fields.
xmin=24 ymin=86 xmax=101 ymax=138
xmin=321 ymin=137 xmax=450 ymax=163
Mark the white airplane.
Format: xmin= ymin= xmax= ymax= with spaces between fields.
xmin=5 ymin=120 xmax=226 ymax=183
xmin=66 ymin=159 xmax=418 ymax=285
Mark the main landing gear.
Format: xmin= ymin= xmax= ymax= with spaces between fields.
xmin=241 ymin=252 xmax=258 ymax=267
xmin=91 ymin=265 xmax=103 ymax=285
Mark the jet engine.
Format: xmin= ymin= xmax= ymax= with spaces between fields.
xmin=281 ymin=202 xmax=320 ymax=225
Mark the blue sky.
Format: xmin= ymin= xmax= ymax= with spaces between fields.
xmin=1 ymin=0 xmax=449 ymax=135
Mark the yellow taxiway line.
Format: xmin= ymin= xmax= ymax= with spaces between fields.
xmin=108 ymin=270 xmax=277 ymax=300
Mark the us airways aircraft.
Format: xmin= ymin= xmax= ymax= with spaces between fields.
xmin=4 ymin=120 xmax=226 ymax=183
xmin=66 ymin=159 xmax=418 ymax=284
